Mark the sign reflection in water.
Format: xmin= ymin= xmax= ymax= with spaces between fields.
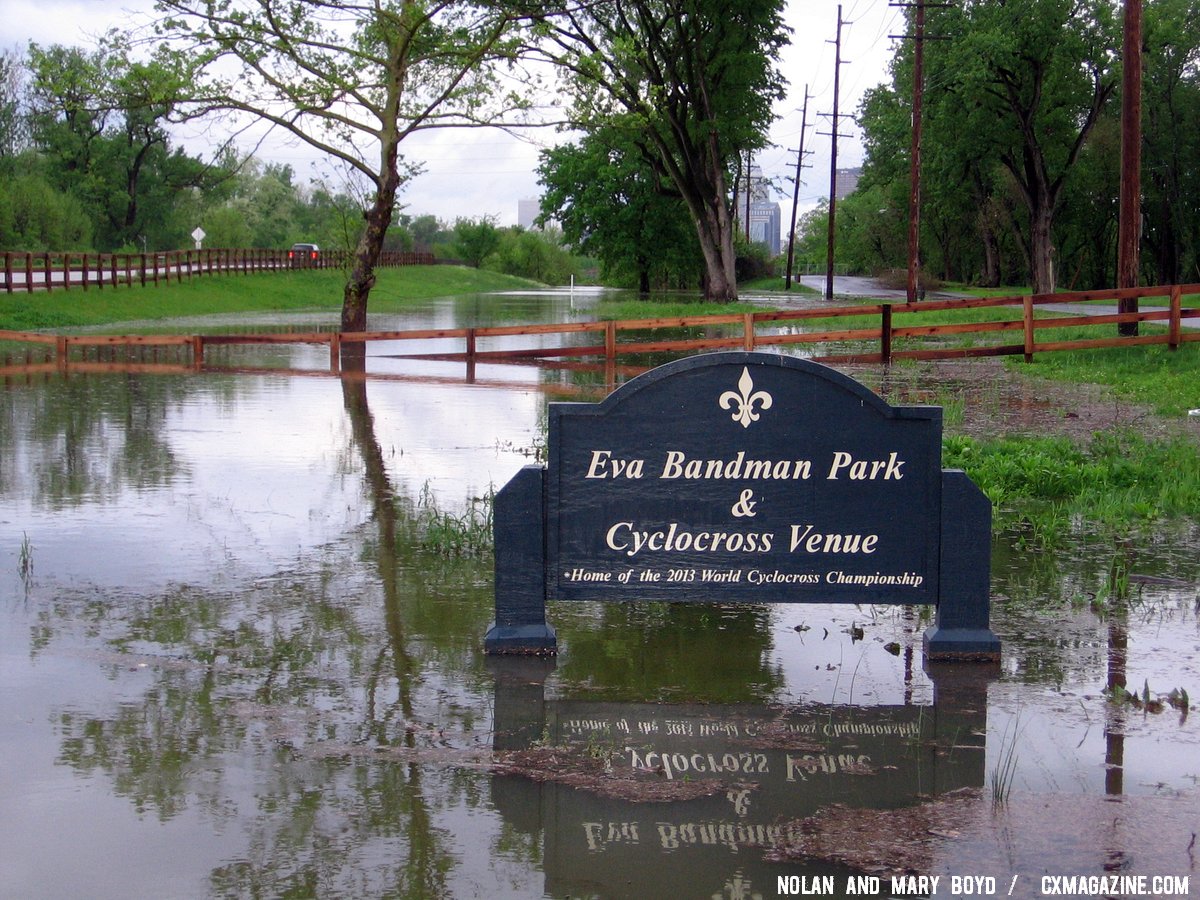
xmin=490 ymin=657 xmax=989 ymax=898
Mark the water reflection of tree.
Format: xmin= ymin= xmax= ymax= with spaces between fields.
xmin=0 ymin=372 xmax=238 ymax=504
xmin=35 ymin=369 xmax=521 ymax=896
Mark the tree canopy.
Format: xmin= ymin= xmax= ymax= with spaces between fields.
xmin=537 ymin=124 xmax=702 ymax=293
xmin=522 ymin=0 xmax=788 ymax=300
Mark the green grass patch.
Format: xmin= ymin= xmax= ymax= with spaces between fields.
xmin=0 ymin=265 xmax=540 ymax=332
xmin=943 ymin=430 xmax=1200 ymax=544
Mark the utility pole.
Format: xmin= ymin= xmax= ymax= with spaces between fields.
xmin=907 ymin=0 xmax=925 ymax=303
xmin=785 ymin=88 xmax=813 ymax=291
xmin=824 ymin=4 xmax=845 ymax=301
xmin=891 ymin=1 xmax=952 ymax=303
xmin=1117 ymin=0 xmax=1142 ymax=336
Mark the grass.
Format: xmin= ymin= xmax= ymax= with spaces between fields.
xmin=990 ymin=714 xmax=1022 ymax=808
xmin=943 ymin=430 xmax=1200 ymax=544
xmin=739 ymin=275 xmax=821 ymax=294
xmin=18 ymin=532 xmax=33 ymax=587
xmin=414 ymin=482 xmax=494 ymax=557
xmin=0 ymin=265 xmax=541 ymax=332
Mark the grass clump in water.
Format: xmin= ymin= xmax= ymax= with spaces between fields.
xmin=414 ymin=482 xmax=494 ymax=557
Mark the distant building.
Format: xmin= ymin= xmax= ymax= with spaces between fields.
xmin=748 ymin=203 xmax=782 ymax=256
xmin=834 ymin=167 xmax=861 ymax=201
xmin=518 ymin=199 xmax=541 ymax=230
xmin=736 ymin=166 xmax=782 ymax=255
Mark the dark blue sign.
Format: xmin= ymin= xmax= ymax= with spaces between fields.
xmin=486 ymin=353 xmax=999 ymax=661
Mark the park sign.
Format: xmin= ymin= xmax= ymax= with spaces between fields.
xmin=484 ymin=352 xmax=1000 ymax=661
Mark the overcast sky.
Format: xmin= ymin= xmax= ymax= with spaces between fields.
xmin=7 ymin=0 xmax=901 ymax=226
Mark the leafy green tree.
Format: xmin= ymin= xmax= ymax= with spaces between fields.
xmin=488 ymin=227 xmax=576 ymax=284
xmin=857 ymin=0 xmax=1119 ymax=294
xmin=199 ymin=205 xmax=253 ymax=248
xmin=452 ymin=216 xmax=501 ymax=268
xmin=153 ymin=0 xmax=526 ymax=333
xmin=523 ymin=0 xmax=788 ymax=300
xmin=0 ymin=172 xmax=93 ymax=250
xmin=1141 ymin=0 xmax=1200 ymax=284
xmin=537 ymin=125 xmax=703 ymax=294
xmin=25 ymin=37 xmax=218 ymax=250
xmin=927 ymin=0 xmax=1117 ymax=293
xmin=409 ymin=215 xmax=447 ymax=251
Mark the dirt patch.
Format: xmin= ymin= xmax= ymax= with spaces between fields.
xmin=838 ymin=357 xmax=1200 ymax=446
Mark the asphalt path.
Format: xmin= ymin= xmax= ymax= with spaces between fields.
xmin=793 ymin=274 xmax=1199 ymax=329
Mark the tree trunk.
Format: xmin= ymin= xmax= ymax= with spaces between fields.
xmin=689 ymin=193 xmax=738 ymax=301
xmin=1029 ymin=203 xmax=1056 ymax=295
xmin=979 ymin=215 xmax=1001 ymax=288
xmin=341 ymin=93 xmax=405 ymax=334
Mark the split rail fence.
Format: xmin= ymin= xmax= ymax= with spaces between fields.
xmin=1 ymin=248 xmax=435 ymax=293
xmin=1 ymin=283 xmax=1197 ymax=375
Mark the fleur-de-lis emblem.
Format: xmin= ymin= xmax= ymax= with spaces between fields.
xmin=719 ymin=367 xmax=773 ymax=428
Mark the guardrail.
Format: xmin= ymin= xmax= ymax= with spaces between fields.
xmin=1 ymin=283 xmax=1197 ymax=373
xmin=0 ymin=248 xmax=436 ymax=293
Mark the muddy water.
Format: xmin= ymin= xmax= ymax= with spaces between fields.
xmin=2 ymin=290 xmax=1198 ymax=898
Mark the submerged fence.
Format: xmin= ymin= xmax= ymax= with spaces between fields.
xmin=1 ymin=283 xmax=1197 ymax=375
xmin=0 ymin=248 xmax=436 ymax=293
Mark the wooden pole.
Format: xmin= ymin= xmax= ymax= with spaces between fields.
xmin=824 ymin=5 xmax=845 ymax=301
xmin=906 ymin=0 xmax=926 ymax=304
xmin=1117 ymin=0 xmax=1143 ymax=337
xmin=785 ymin=90 xmax=811 ymax=291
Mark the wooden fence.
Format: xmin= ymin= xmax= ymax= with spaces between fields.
xmin=1 ymin=283 xmax=1197 ymax=374
xmin=0 ymin=248 xmax=436 ymax=293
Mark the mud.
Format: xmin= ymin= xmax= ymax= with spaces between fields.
xmin=841 ymin=357 xmax=1200 ymax=446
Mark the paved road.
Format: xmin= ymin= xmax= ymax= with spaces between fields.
xmin=790 ymin=275 xmax=1199 ymax=329
xmin=795 ymin=274 xmax=969 ymax=301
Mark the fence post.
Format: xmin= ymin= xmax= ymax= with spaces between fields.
xmin=1023 ymin=295 xmax=1035 ymax=362
xmin=25 ymin=253 xmax=33 ymax=293
xmin=881 ymin=304 xmax=893 ymax=365
xmin=743 ymin=313 xmax=756 ymax=351
xmin=56 ymin=336 xmax=68 ymax=371
xmin=605 ymin=320 xmax=617 ymax=359
xmin=191 ymin=336 xmax=204 ymax=368
xmin=82 ymin=253 xmax=90 ymax=291
xmin=466 ymin=327 xmax=477 ymax=360
xmin=329 ymin=333 xmax=341 ymax=373
xmin=2 ymin=252 xmax=10 ymax=294
xmin=1169 ymin=284 xmax=1182 ymax=350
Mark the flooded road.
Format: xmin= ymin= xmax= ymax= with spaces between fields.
xmin=2 ymin=289 xmax=1198 ymax=898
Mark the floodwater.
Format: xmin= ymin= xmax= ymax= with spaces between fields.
xmin=2 ymin=289 xmax=1198 ymax=899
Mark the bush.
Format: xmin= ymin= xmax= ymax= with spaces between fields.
xmin=0 ymin=174 xmax=92 ymax=250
